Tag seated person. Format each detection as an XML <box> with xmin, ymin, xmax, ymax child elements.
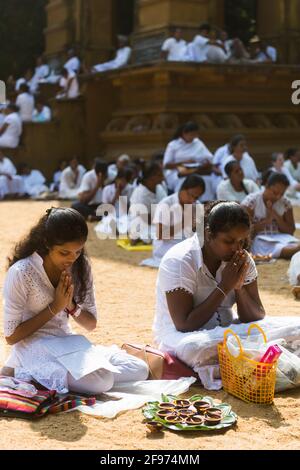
<box><xmin>161</xmin><ymin>28</ymin><xmax>187</xmax><ymax>62</ymax></box>
<box><xmin>32</xmin><ymin>100</ymin><xmax>52</xmax><ymax>123</ymax></box>
<box><xmin>163</xmin><ymin>121</ymin><xmax>214</xmax><ymax>201</ymax></box>
<box><xmin>2</xmin><ymin>207</ymin><xmax>149</xmax><ymax>393</ymax></box>
<box><xmin>226</xmin><ymin>38</ymin><xmax>252</xmax><ymax>65</ymax></box>
<box><xmin>129</xmin><ymin>162</ymin><xmax>164</xmax><ymax>244</ymax></box>
<box><xmin>221</xmin><ymin>135</ymin><xmax>260</xmax><ymax>183</ymax></box>
<box><xmin>0</xmin><ymin>103</ymin><xmax>22</xmax><ymax>149</ymax></box>
<box><xmin>17</xmin><ymin>162</ymin><xmax>48</xmax><ymax>198</ymax></box>
<box><xmin>92</xmin><ymin>36</ymin><xmax>131</xmax><ymax>73</ymax></box>
<box><xmin>242</xmin><ymin>173</ymin><xmax>300</xmax><ymax>259</ymax></box>
<box><xmin>102</xmin><ymin>167</ymin><xmax>134</xmax><ymax>216</ymax></box>
<box><xmin>72</xmin><ymin>159</ymin><xmax>108</xmax><ymax>221</ymax></box>
<box><xmin>270</xmin><ymin>152</ymin><xmax>300</xmax><ymax>198</ymax></box>
<box><xmin>217</xmin><ymin>160</ymin><xmax>259</xmax><ymax>203</ymax></box>
<box><xmin>284</xmin><ymin>148</ymin><xmax>300</xmax><ymax>183</ymax></box>
<box><xmin>205</xmin><ymin>28</ymin><xmax>228</xmax><ymax>64</ymax></box>
<box><xmin>50</xmin><ymin>160</ymin><xmax>67</xmax><ymax>192</ymax></box>
<box><xmin>107</xmin><ymin>154</ymin><xmax>131</xmax><ymax>183</ymax></box>
<box><xmin>288</xmin><ymin>252</ymin><xmax>300</xmax><ymax>299</ymax></box>
<box><xmin>153</xmin><ymin>202</ymin><xmax>265</xmax><ymax>380</ymax></box>
<box><xmin>152</xmin><ymin>175</ymin><xmax>205</xmax><ymax>262</ymax></box>
<box><xmin>64</xmin><ymin>48</ymin><xmax>81</xmax><ymax>74</ymax></box>
<box><xmin>56</xmin><ymin>68</ymin><xmax>79</xmax><ymax>100</ymax></box>
<box><xmin>59</xmin><ymin>157</ymin><xmax>86</xmax><ymax>200</ymax></box>
<box><xmin>249</xmin><ymin>36</ymin><xmax>277</xmax><ymax>63</ymax></box>
<box><xmin>29</xmin><ymin>56</ymin><xmax>50</xmax><ymax>94</ymax></box>
<box><xmin>16</xmin><ymin>83</ymin><xmax>35</xmax><ymax>122</ymax></box>
<box><xmin>0</xmin><ymin>150</ymin><xmax>25</xmax><ymax>199</ymax></box>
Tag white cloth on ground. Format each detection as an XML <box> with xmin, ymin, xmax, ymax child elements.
<box><xmin>73</xmin><ymin>377</ymin><xmax>197</xmax><ymax>419</ymax></box>
<box><xmin>21</xmin><ymin>169</ymin><xmax>48</xmax><ymax>197</ymax></box>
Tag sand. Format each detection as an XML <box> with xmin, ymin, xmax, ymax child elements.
<box><xmin>0</xmin><ymin>201</ymin><xmax>300</xmax><ymax>450</ymax></box>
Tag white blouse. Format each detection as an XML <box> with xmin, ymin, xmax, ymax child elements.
<box><xmin>153</xmin><ymin>234</ymin><xmax>257</xmax><ymax>341</ymax></box>
<box><xmin>3</xmin><ymin>252</ymin><xmax>97</xmax><ymax>392</ymax></box>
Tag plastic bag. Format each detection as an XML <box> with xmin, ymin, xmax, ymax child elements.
<box><xmin>226</xmin><ymin>336</ymin><xmax>300</xmax><ymax>392</ymax></box>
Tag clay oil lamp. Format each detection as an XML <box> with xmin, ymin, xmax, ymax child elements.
<box><xmin>146</xmin><ymin>421</ymin><xmax>164</xmax><ymax>433</ymax></box>
<box><xmin>185</xmin><ymin>415</ymin><xmax>204</xmax><ymax>426</ymax></box>
<box><xmin>204</xmin><ymin>415</ymin><xmax>222</xmax><ymax>426</ymax></box>
<box><xmin>156</xmin><ymin>409</ymin><xmax>175</xmax><ymax>419</ymax></box>
<box><xmin>165</xmin><ymin>414</ymin><xmax>184</xmax><ymax>424</ymax></box>
<box><xmin>193</xmin><ymin>400</ymin><xmax>211</xmax><ymax>414</ymax></box>
<box><xmin>173</xmin><ymin>399</ymin><xmax>191</xmax><ymax>409</ymax></box>
<box><xmin>177</xmin><ymin>408</ymin><xmax>195</xmax><ymax>419</ymax></box>
<box><xmin>205</xmin><ymin>408</ymin><xmax>223</xmax><ymax>420</ymax></box>
<box><xmin>158</xmin><ymin>402</ymin><xmax>176</xmax><ymax>411</ymax></box>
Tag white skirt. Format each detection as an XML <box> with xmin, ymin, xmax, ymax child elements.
<box><xmin>251</xmin><ymin>233</ymin><xmax>299</xmax><ymax>258</ymax></box>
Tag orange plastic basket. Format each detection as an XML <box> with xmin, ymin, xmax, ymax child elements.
<box><xmin>218</xmin><ymin>324</ymin><xmax>277</xmax><ymax>404</ymax></box>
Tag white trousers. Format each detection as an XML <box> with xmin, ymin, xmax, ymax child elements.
<box><xmin>67</xmin><ymin>349</ymin><xmax>149</xmax><ymax>395</ymax></box>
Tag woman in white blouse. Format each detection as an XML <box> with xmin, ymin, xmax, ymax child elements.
<box><xmin>242</xmin><ymin>172</ymin><xmax>300</xmax><ymax>259</ymax></box>
<box><xmin>2</xmin><ymin>208</ymin><xmax>148</xmax><ymax>394</ymax></box>
<box><xmin>217</xmin><ymin>160</ymin><xmax>260</xmax><ymax>203</ymax></box>
<box><xmin>153</xmin><ymin>202</ymin><xmax>266</xmax><ymax>386</ymax></box>
<box><xmin>221</xmin><ymin>135</ymin><xmax>260</xmax><ymax>182</ymax></box>
<box><xmin>284</xmin><ymin>148</ymin><xmax>300</xmax><ymax>183</ymax></box>
<box><xmin>163</xmin><ymin>122</ymin><xmax>214</xmax><ymax>200</ymax></box>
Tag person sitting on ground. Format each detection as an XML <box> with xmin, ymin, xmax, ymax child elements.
<box><xmin>107</xmin><ymin>154</ymin><xmax>131</xmax><ymax>183</ymax></box>
<box><xmin>152</xmin><ymin>174</ymin><xmax>206</xmax><ymax>262</ymax></box>
<box><xmin>217</xmin><ymin>160</ymin><xmax>260</xmax><ymax>203</ymax></box>
<box><xmin>91</xmin><ymin>36</ymin><xmax>132</xmax><ymax>73</ymax></box>
<box><xmin>249</xmin><ymin>36</ymin><xmax>277</xmax><ymax>63</ymax></box>
<box><xmin>1</xmin><ymin>207</ymin><xmax>149</xmax><ymax>393</ymax></box>
<box><xmin>56</xmin><ymin>67</ymin><xmax>80</xmax><ymax>100</ymax></box>
<box><xmin>59</xmin><ymin>157</ymin><xmax>86</xmax><ymax>200</ymax></box>
<box><xmin>284</xmin><ymin>148</ymin><xmax>300</xmax><ymax>183</ymax></box>
<box><xmin>288</xmin><ymin>252</ymin><xmax>300</xmax><ymax>300</ymax></box>
<box><xmin>50</xmin><ymin>160</ymin><xmax>68</xmax><ymax>192</ymax></box>
<box><xmin>242</xmin><ymin>172</ymin><xmax>300</xmax><ymax>260</ymax></box>
<box><xmin>14</xmin><ymin>68</ymin><xmax>34</xmax><ymax>92</ymax></box>
<box><xmin>17</xmin><ymin>162</ymin><xmax>49</xmax><ymax>198</ymax></box>
<box><xmin>0</xmin><ymin>150</ymin><xmax>25</xmax><ymax>199</ymax></box>
<box><xmin>32</xmin><ymin>100</ymin><xmax>52</xmax><ymax>123</ymax></box>
<box><xmin>102</xmin><ymin>167</ymin><xmax>134</xmax><ymax>216</ymax></box>
<box><xmin>72</xmin><ymin>159</ymin><xmax>108</xmax><ymax>221</ymax></box>
<box><xmin>163</xmin><ymin>121</ymin><xmax>214</xmax><ymax>201</ymax></box>
<box><xmin>270</xmin><ymin>152</ymin><xmax>300</xmax><ymax>198</ymax></box>
<box><xmin>129</xmin><ymin>162</ymin><xmax>164</xmax><ymax>244</ymax></box>
<box><xmin>161</xmin><ymin>27</ymin><xmax>187</xmax><ymax>62</ymax></box>
<box><xmin>153</xmin><ymin>202</ymin><xmax>265</xmax><ymax>382</ymax></box>
<box><xmin>0</xmin><ymin>103</ymin><xmax>22</xmax><ymax>149</ymax></box>
<box><xmin>15</xmin><ymin>83</ymin><xmax>35</xmax><ymax>122</ymax></box>
<box><xmin>221</xmin><ymin>134</ymin><xmax>260</xmax><ymax>183</ymax></box>
<box><xmin>63</xmin><ymin>48</ymin><xmax>81</xmax><ymax>74</ymax></box>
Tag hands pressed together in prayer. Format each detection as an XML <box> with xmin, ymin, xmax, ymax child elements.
<box><xmin>220</xmin><ymin>250</ymin><xmax>250</xmax><ymax>293</ymax></box>
<box><xmin>52</xmin><ymin>271</ymin><xmax>75</xmax><ymax>314</ymax></box>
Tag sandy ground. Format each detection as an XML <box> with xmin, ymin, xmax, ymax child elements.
<box><xmin>0</xmin><ymin>201</ymin><xmax>300</xmax><ymax>450</ymax></box>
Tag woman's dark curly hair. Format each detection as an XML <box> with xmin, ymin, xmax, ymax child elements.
<box><xmin>8</xmin><ymin>207</ymin><xmax>90</xmax><ymax>304</ymax></box>
<box><xmin>204</xmin><ymin>201</ymin><xmax>251</xmax><ymax>249</ymax></box>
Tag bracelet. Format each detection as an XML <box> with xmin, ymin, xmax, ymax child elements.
<box><xmin>65</xmin><ymin>303</ymin><xmax>78</xmax><ymax>316</ymax></box>
<box><xmin>48</xmin><ymin>304</ymin><xmax>57</xmax><ymax>317</ymax></box>
<box><xmin>216</xmin><ymin>285</ymin><xmax>227</xmax><ymax>298</ymax></box>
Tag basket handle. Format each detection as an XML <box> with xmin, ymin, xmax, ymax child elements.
<box><xmin>247</xmin><ymin>324</ymin><xmax>267</xmax><ymax>343</ymax></box>
<box><xmin>223</xmin><ymin>329</ymin><xmax>244</xmax><ymax>359</ymax></box>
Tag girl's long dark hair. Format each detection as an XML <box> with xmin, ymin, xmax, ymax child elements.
<box><xmin>171</xmin><ymin>121</ymin><xmax>199</xmax><ymax>141</ymax></box>
<box><xmin>8</xmin><ymin>207</ymin><xmax>90</xmax><ymax>304</ymax></box>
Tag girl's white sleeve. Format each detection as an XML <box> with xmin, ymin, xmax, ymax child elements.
<box><xmin>3</xmin><ymin>267</ymin><xmax>28</xmax><ymax>337</ymax></box>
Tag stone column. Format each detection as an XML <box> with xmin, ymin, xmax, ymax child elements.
<box><xmin>133</xmin><ymin>0</ymin><xmax>224</xmax><ymax>63</ymax></box>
